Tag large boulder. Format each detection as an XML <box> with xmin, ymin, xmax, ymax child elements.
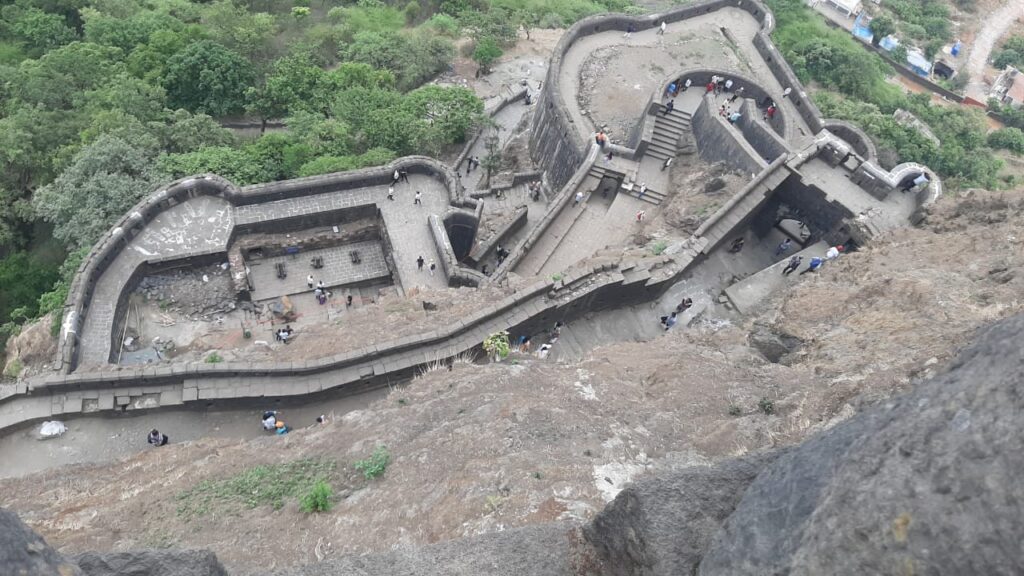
<box><xmin>698</xmin><ymin>313</ymin><xmax>1024</xmax><ymax>575</ymax></box>
<box><xmin>584</xmin><ymin>453</ymin><xmax>779</xmax><ymax>576</ymax></box>
<box><xmin>73</xmin><ymin>550</ymin><xmax>228</xmax><ymax>576</ymax></box>
<box><xmin>0</xmin><ymin>507</ymin><xmax>81</xmax><ymax>576</ymax></box>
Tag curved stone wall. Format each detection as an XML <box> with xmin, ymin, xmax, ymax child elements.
<box><xmin>58</xmin><ymin>157</ymin><xmax>468</xmax><ymax>374</ymax></box>
<box><xmin>822</xmin><ymin>119</ymin><xmax>877</xmax><ymax>162</ymax></box>
<box><xmin>657</xmin><ymin>69</ymin><xmax>788</xmax><ymax>140</ymax></box>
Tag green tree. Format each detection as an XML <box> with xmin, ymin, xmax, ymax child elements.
<box><xmin>0</xmin><ymin>252</ymin><xmax>60</xmax><ymax>328</ymax></box>
<box><xmin>156</xmin><ymin>109</ymin><xmax>237</xmax><ymax>154</ymax></box>
<box><xmin>200</xmin><ymin>0</ymin><xmax>277</xmax><ymax>64</ymax></box>
<box><xmin>158</xmin><ymin>146</ymin><xmax>265</xmax><ymax>185</ymax></box>
<box><xmin>126</xmin><ymin>27</ymin><xmax>205</xmax><ymax>83</ymax></box>
<box><xmin>33</xmin><ymin>132</ymin><xmax>165</xmax><ymax>249</ymax></box>
<box><xmin>162</xmin><ymin>40</ymin><xmax>256</xmax><ymax>116</ymax></box>
<box><xmin>988</xmin><ymin>127</ymin><xmax>1024</xmax><ymax>154</ymax></box>
<box><xmin>472</xmin><ymin>36</ymin><xmax>502</xmax><ymax>74</ymax></box>
<box><xmin>401</xmin><ymin>85</ymin><xmax>483</xmax><ymax>143</ymax></box>
<box><xmin>246</xmin><ymin>51</ymin><xmax>331</xmax><ymax>128</ymax></box>
<box><xmin>12</xmin><ymin>42</ymin><xmax>124</xmax><ymax>110</ymax></box>
<box><xmin>2</xmin><ymin>6</ymin><xmax>77</xmax><ymax>55</ymax></box>
<box><xmin>297</xmin><ymin>147</ymin><xmax>395</xmax><ymax>177</ymax></box>
<box><xmin>868</xmin><ymin>14</ymin><xmax>895</xmax><ymax>46</ymax></box>
<box><xmin>342</xmin><ymin>31</ymin><xmax>453</xmax><ymax>91</ymax></box>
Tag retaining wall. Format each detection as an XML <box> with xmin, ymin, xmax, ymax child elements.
<box><xmin>737</xmin><ymin>99</ymin><xmax>790</xmax><ymax>162</ymax></box>
<box><xmin>692</xmin><ymin>94</ymin><xmax>768</xmax><ymax>175</ymax></box>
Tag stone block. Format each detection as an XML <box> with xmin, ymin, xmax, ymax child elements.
<box><xmin>160</xmin><ymin>388</ymin><xmax>184</xmax><ymax>406</ymax></box>
<box><xmin>197</xmin><ymin>388</ymin><xmax>217</xmax><ymax>400</ymax></box>
<box><xmin>98</xmin><ymin>395</ymin><xmax>115</xmax><ymax>410</ymax></box>
<box><xmin>115</xmin><ymin>396</ymin><xmax>130</xmax><ymax>406</ymax></box>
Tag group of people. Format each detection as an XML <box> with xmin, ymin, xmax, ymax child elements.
<box><xmin>275</xmin><ymin>325</ymin><xmax>295</xmax><ymax>343</ymax></box>
<box><xmin>719</xmin><ymin>103</ymin><xmax>743</xmax><ymax>125</ymax></box>
<box><xmin>306</xmin><ymin>276</ymin><xmax>331</xmax><ymax>305</ymax></box>
<box><xmin>660</xmin><ymin>297</ymin><xmax>693</xmax><ymax>331</ymax></box>
<box><xmin>528</xmin><ymin>180</ymin><xmax>543</xmax><ymax>201</ymax></box>
<box><xmin>416</xmin><ymin>255</ymin><xmax>438</xmax><ymax>276</ymax></box>
<box><xmin>706</xmin><ymin>75</ymin><xmax>734</xmax><ymax>96</ymax></box>
<box><xmin>780</xmin><ymin>244</ymin><xmax>844</xmax><ymax>276</ymax></box>
<box><xmin>464</xmin><ymin>156</ymin><xmax>481</xmax><ymax>174</ymax></box>
<box><xmin>391</xmin><ymin>169</ymin><xmax>410</xmax><ymax>186</ymax></box>
<box><xmin>665</xmin><ymin>77</ymin><xmax>692</xmax><ymax>98</ymax></box>
<box><xmin>262</xmin><ymin>411</ymin><xmax>290</xmax><ymax>435</ymax></box>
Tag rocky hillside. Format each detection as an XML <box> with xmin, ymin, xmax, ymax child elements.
<box><xmin>1</xmin><ymin>189</ymin><xmax>1022</xmax><ymax>575</ymax></box>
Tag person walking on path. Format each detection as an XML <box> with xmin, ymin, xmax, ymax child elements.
<box><xmin>658</xmin><ymin>21</ymin><xmax>666</xmax><ymax>35</ymax></box>
<box><xmin>675</xmin><ymin>297</ymin><xmax>693</xmax><ymax>314</ymax></box>
<box><xmin>604</xmin><ymin>151</ymin><xmax>614</xmax><ymax>163</ymax></box>
<box><xmin>782</xmin><ymin>87</ymin><xmax>792</xmax><ymax>98</ymax></box>
<box><xmin>662</xmin><ymin>157</ymin><xmax>674</xmax><ymax>171</ymax></box>
<box><xmin>624</xmin><ymin>23</ymin><xmax>634</xmax><ymax>38</ymax></box>
<box><xmin>387</xmin><ymin>186</ymin><xmax>394</xmax><ymax>201</ymax></box>
<box><xmin>417</xmin><ymin>255</ymin><xmax>424</xmax><ymax>271</ymax></box>
<box><xmin>826</xmin><ymin>245</ymin><xmax>844</xmax><ymax>260</ymax></box>
<box><xmin>392</xmin><ymin>169</ymin><xmax>400</xmax><ymax>185</ymax></box>
<box><xmin>799</xmin><ymin>256</ymin><xmax>824</xmax><ymax>275</ymax></box>
<box><xmin>637</xmin><ymin>182</ymin><xmax>647</xmax><ymax>198</ymax></box>
<box><xmin>574</xmin><ymin>191</ymin><xmax>584</xmax><ymax>206</ymax></box>
<box><xmin>724</xmin><ymin>78</ymin><xmax>733</xmax><ymax>91</ymax></box>
<box><xmin>661</xmin><ymin>312</ymin><xmax>678</xmax><ymax>330</ymax></box>
<box><xmin>706</xmin><ymin>80</ymin><xmax>715</xmax><ymax>93</ymax></box>
<box><xmin>399</xmin><ymin>169</ymin><xmax>409</xmax><ymax>183</ymax></box>
<box><xmin>306</xmin><ymin>274</ymin><xmax>314</xmax><ymax>289</ymax></box>
<box><xmin>148</xmin><ymin>429</ymin><xmax>168</xmax><ymax>447</ymax></box>
<box><xmin>636</xmin><ymin>210</ymin><xmax>646</xmax><ymax>222</ymax></box>
<box><xmin>663</xmin><ymin>99</ymin><xmax>674</xmax><ymax>115</ymax></box>
<box><xmin>414</xmin><ymin>190</ymin><xmax>422</xmax><ymax>205</ymax></box>
<box><xmin>683</xmin><ymin>78</ymin><xmax>692</xmax><ymax>91</ymax></box>
<box><xmin>428</xmin><ymin>259</ymin><xmax>436</xmax><ymax>276</ymax></box>
<box><xmin>782</xmin><ymin>255</ymin><xmax>802</xmax><ymax>275</ymax></box>
<box><xmin>775</xmin><ymin>238</ymin><xmax>793</xmax><ymax>257</ymax></box>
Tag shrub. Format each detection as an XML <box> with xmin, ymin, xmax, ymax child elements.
<box><xmin>428</xmin><ymin>14</ymin><xmax>459</xmax><ymax>36</ymax></box>
<box><xmin>472</xmin><ymin>36</ymin><xmax>503</xmax><ymax>72</ymax></box>
<box><xmin>538</xmin><ymin>12</ymin><xmax>564</xmax><ymax>28</ymax></box>
<box><xmin>299</xmin><ymin>480</ymin><xmax>333</xmax><ymax>513</ymax></box>
<box><xmin>728</xmin><ymin>404</ymin><xmax>742</xmax><ymax>416</ymax></box>
<box><xmin>651</xmin><ymin>240</ymin><xmax>668</xmax><ymax>255</ymax></box>
<box><xmin>482</xmin><ymin>330</ymin><xmax>511</xmax><ymax>359</ymax></box>
<box><xmin>988</xmin><ymin>127</ymin><xmax>1024</xmax><ymax>154</ymax></box>
<box><xmin>205</xmin><ymin>351</ymin><xmax>223</xmax><ymax>363</ymax></box>
<box><xmin>354</xmin><ymin>446</ymin><xmax>390</xmax><ymax>479</ymax></box>
<box><xmin>758</xmin><ymin>397</ymin><xmax>775</xmax><ymax>415</ymax></box>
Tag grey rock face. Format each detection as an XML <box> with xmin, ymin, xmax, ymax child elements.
<box><xmin>0</xmin><ymin>507</ymin><xmax>81</xmax><ymax>576</ymax></box>
<box><xmin>699</xmin><ymin>313</ymin><xmax>1024</xmax><ymax>575</ymax></box>
<box><xmin>747</xmin><ymin>323</ymin><xmax>803</xmax><ymax>364</ymax></box>
<box><xmin>584</xmin><ymin>453</ymin><xmax>779</xmax><ymax>576</ymax></box>
<box><xmin>73</xmin><ymin>550</ymin><xmax>229</xmax><ymax>576</ymax></box>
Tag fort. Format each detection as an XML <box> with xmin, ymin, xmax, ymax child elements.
<box><xmin>0</xmin><ymin>0</ymin><xmax>939</xmax><ymax>434</ymax></box>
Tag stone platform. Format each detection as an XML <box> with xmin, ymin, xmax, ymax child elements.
<box><xmin>247</xmin><ymin>241</ymin><xmax>390</xmax><ymax>301</ymax></box>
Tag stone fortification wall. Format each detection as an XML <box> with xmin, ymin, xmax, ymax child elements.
<box><xmin>658</xmin><ymin>69</ymin><xmax>787</xmax><ymax>139</ymax></box>
<box><xmin>822</xmin><ymin>119</ymin><xmax>876</xmax><ymax>161</ymax></box>
<box><xmin>691</xmin><ymin>94</ymin><xmax>768</xmax><ymax>175</ymax></box>
<box><xmin>58</xmin><ymin>157</ymin><xmax>465</xmax><ymax>374</ymax></box>
<box><xmin>737</xmin><ymin>99</ymin><xmax>790</xmax><ymax>162</ymax></box>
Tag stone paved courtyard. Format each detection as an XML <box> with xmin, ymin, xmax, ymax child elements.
<box><xmin>247</xmin><ymin>241</ymin><xmax>390</xmax><ymax>301</ymax></box>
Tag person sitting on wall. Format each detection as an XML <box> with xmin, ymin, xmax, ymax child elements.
<box><xmin>262</xmin><ymin>411</ymin><xmax>278</xmax><ymax>431</ymax></box>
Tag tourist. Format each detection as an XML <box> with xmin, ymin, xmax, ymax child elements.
<box><xmin>147</xmin><ymin>429</ymin><xmax>168</xmax><ymax>447</ymax></box>
<box><xmin>728</xmin><ymin>111</ymin><xmax>742</xmax><ymax>124</ymax></box>
<box><xmin>662</xmin><ymin>157</ymin><xmax>674</xmax><ymax>171</ymax></box>
<box><xmin>605</xmin><ymin>151</ymin><xmax>614</xmax><ymax>163</ymax></box>
<box><xmin>782</xmin><ymin>87</ymin><xmax>792</xmax><ymax>98</ymax></box>
<box><xmin>624</xmin><ymin>23</ymin><xmax>634</xmax><ymax>38</ymax></box>
<box><xmin>317</xmin><ymin>280</ymin><xmax>325</xmax><ymax>291</ymax></box>
<box><xmin>675</xmin><ymin>297</ymin><xmax>693</xmax><ymax>313</ymax></box>
<box><xmin>262</xmin><ymin>411</ymin><xmax>278</xmax><ymax>431</ymax></box>
<box><xmin>316</xmin><ymin>415</ymin><xmax>327</xmax><ymax>424</ymax></box>
<box><xmin>317</xmin><ymin>291</ymin><xmax>327</xmax><ymax>305</ymax></box>
<box><xmin>683</xmin><ymin>78</ymin><xmax>692</xmax><ymax>91</ymax></box>
<box><xmin>306</xmin><ymin>274</ymin><xmax>314</xmax><ymax>289</ymax></box>
<box><xmin>275</xmin><ymin>420</ymin><xmax>289</xmax><ymax>435</ymax></box>
<box><xmin>537</xmin><ymin>342</ymin><xmax>553</xmax><ymax>359</ymax></box>
<box><xmin>766</xmin><ymin>105</ymin><xmax>777</xmax><ymax>120</ymax></box>
<box><xmin>417</xmin><ymin>255</ymin><xmax>424</xmax><ymax>271</ymax></box>
<box><xmin>637</xmin><ymin>182</ymin><xmax>647</xmax><ymax>198</ymax></box>
<box><xmin>662</xmin><ymin>312</ymin><xmax>678</xmax><ymax>330</ymax></box>
<box><xmin>731</xmin><ymin>86</ymin><xmax>745</xmax><ymax>102</ymax></box>
<box><xmin>724</xmin><ymin>78</ymin><xmax>733</xmax><ymax>91</ymax></box>
<box><xmin>346</xmin><ymin>295</ymin><xmax>353</xmax><ymax>307</ymax></box>
<box><xmin>414</xmin><ymin>190</ymin><xmax>422</xmax><ymax>205</ymax></box>
<box><xmin>658</xmin><ymin>21</ymin><xmax>666</xmax><ymax>35</ymax></box>
<box><xmin>399</xmin><ymin>169</ymin><xmax>410</xmax><ymax>183</ymax></box>
<box><xmin>574</xmin><ymin>191</ymin><xmax>584</xmax><ymax>206</ymax></box>
<box><xmin>826</xmin><ymin>245</ymin><xmax>844</xmax><ymax>260</ymax></box>
<box><xmin>387</xmin><ymin>186</ymin><xmax>394</xmax><ymax>201</ymax></box>
<box><xmin>715</xmin><ymin>77</ymin><xmax>726</xmax><ymax>94</ymax></box>
<box><xmin>799</xmin><ymin>256</ymin><xmax>824</xmax><ymax>275</ymax></box>
<box><xmin>429</xmin><ymin>259</ymin><xmax>436</xmax><ymax>276</ymax></box>
<box><xmin>392</xmin><ymin>169</ymin><xmax>400</xmax><ymax>185</ymax></box>
<box><xmin>775</xmin><ymin>238</ymin><xmax>793</xmax><ymax>257</ymax></box>
<box><xmin>663</xmin><ymin>99</ymin><xmax>675</xmax><ymax>115</ymax></box>
<box><xmin>636</xmin><ymin>210</ymin><xmax>646</xmax><ymax>222</ymax></box>
<box><xmin>719</xmin><ymin>104</ymin><xmax>728</xmax><ymax>117</ymax></box>
<box><xmin>728</xmin><ymin>236</ymin><xmax>745</xmax><ymax>253</ymax></box>
<box><xmin>782</xmin><ymin>255</ymin><xmax>802</xmax><ymax>276</ymax></box>
<box><xmin>481</xmin><ymin>264</ymin><xmax>489</xmax><ymax>275</ymax></box>
<box><xmin>667</xmin><ymin>81</ymin><xmax>677</xmax><ymax>97</ymax></box>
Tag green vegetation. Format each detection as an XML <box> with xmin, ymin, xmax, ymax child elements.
<box><xmin>651</xmin><ymin>240</ymin><xmax>668</xmax><ymax>255</ymax></box>
<box><xmin>987</xmin><ymin>127</ymin><xmax>1024</xmax><ymax>154</ymax></box>
<box><xmin>176</xmin><ymin>458</ymin><xmax>336</xmax><ymax>518</ymax></box>
<box><xmin>299</xmin><ymin>480</ymin><xmax>334</xmax><ymax>513</ymax></box>
<box><xmin>993</xmin><ymin>36</ymin><xmax>1024</xmax><ymax>71</ymax></box>
<box><xmin>204</xmin><ymin>351</ymin><xmax>223</xmax><ymax>363</ymax></box>
<box><xmin>768</xmin><ymin>0</ymin><xmax>1001</xmax><ymax>190</ymax></box>
<box><xmin>483</xmin><ymin>330</ymin><xmax>511</xmax><ymax>359</ymax></box>
<box><xmin>354</xmin><ymin>445</ymin><xmax>391</xmax><ymax>479</ymax></box>
<box><xmin>1</xmin><ymin>0</ymin><xmax>588</xmax><ymax>350</ymax></box>
<box><xmin>728</xmin><ymin>404</ymin><xmax>742</xmax><ymax>416</ymax></box>
<box><xmin>879</xmin><ymin>0</ymin><xmax>952</xmax><ymax>47</ymax></box>
<box><xmin>758</xmin><ymin>397</ymin><xmax>775</xmax><ymax>415</ymax></box>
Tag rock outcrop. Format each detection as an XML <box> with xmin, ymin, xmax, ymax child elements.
<box><xmin>73</xmin><ymin>550</ymin><xmax>229</xmax><ymax>576</ymax></box>
<box><xmin>0</xmin><ymin>507</ymin><xmax>81</xmax><ymax>576</ymax></box>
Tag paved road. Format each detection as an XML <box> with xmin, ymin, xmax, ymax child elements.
<box><xmin>965</xmin><ymin>0</ymin><xmax>1024</xmax><ymax>102</ymax></box>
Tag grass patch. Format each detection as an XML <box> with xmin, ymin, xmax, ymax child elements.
<box><xmin>204</xmin><ymin>351</ymin><xmax>223</xmax><ymax>363</ymax></box>
<box><xmin>354</xmin><ymin>446</ymin><xmax>390</xmax><ymax>479</ymax></box>
<box><xmin>3</xmin><ymin>357</ymin><xmax>23</xmax><ymax>379</ymax></box>
<box><xmin>300</xmin><ymin>480</ymin><xmax>333</xmax><ymax>513</ymax></box>
<box><xmin>176</xmin><ymin>458</ymin><xmax>336</xmax><ymax>519</ymax></box>
<box><xmin>651</xmin><ymin>240</ymin><xmax>668</xmax><ymax>255</ymax></box>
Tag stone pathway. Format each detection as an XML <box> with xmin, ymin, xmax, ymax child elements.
<box><xmin>247</xmin><ymin>241</ymin><xmax>389</xmax><ymax>301</ymax></box>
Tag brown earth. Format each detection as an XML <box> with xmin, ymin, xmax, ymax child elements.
<box><xmin>3</xmin><ymin>189</ymin><xmax>1022</xmax><ymax>574</ymax></box>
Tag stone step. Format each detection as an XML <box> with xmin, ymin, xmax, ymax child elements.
<box><xmin>656</xmin><ymin>117</ymin><xmax>691</xmax><ymax>132</ymax></box>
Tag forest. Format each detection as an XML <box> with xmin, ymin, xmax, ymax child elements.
<box><xmin>0</xmin><ymin>0</ymin><xmax>630</xmax><ymax>354</ymax></box>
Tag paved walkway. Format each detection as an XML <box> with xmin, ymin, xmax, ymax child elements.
<box><xmin>460</xmin><ymin>89</ymin><xmax>537</xmax><ymax>190</ymax></box>
<box><xmin>248</xmin><ymin>241</ymin><xmax>389</xmax><ymax>301</ymax></box>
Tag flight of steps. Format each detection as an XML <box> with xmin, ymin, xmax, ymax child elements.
<box><xmin>647</xmin><ymin>107</ymin><xmax>692</xmax><ymax>163</ymax></box>
<box><xmin>587</xmin><ymin>165</ymin><xmax>667</xmax><ymax>206</ymax></box>
<box><xmin>545</xmin><ymin>306</ymin><xmax>665</xmax><ymax>362</ymax></box>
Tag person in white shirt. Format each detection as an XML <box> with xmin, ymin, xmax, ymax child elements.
<box><xmin>826</xmin><ymin>245</ymin><xmax>844</xmax><ymax>260</ymax></box>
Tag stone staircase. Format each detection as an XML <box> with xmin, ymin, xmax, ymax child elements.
<box><xmin>647</xmin><ymin>107</ymin><xmax>692</xmax><ymax>163</ymax></box>
<box><xmin>587</xmin><ymin>165</ymin><xmax>667</xmax><ymax>206</ymax></box>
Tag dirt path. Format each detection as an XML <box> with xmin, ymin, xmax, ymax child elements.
<box><xmin>965</xmin><ymin>0</ymin><xmax>1024</xmax><ymax>101</ymax></box>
